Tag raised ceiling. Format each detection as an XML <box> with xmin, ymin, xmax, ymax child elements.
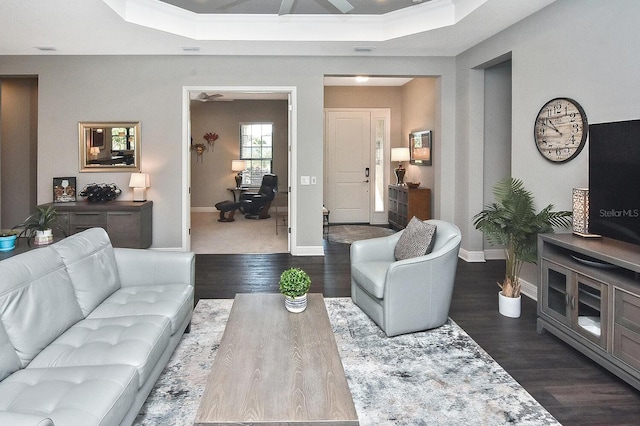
<box><xmin>0</xmin><ymin>0</ymin><xmax>556</xmax><ymax>56</ymax></box>
<box><xmin>158</xmin><ymin>0</ymin><xmax>423</xmax><ymax>15</ymax></box>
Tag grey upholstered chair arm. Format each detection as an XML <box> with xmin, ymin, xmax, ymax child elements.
<box><xmin>350</xmin><ymin>231</ymin><xmax>404</xmax><ymax>263</ymax></box>
<box><xmin>0</xmin><ymin>412</ymin><xmax>54</xmax><ymax>426</ymax></box>
<box><xmin>114</xmin><ymin>248</ymin><xmax>195</xmax><ymax>288</ymax></box>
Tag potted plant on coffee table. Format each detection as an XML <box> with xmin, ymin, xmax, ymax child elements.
<box><xmin>473</xmin><ymin>177</ymin><xmax>572</xmax><ymax>318</ymax></box>
<box><xmin>14</xmin><ymin>205</ymin><xmax>66</xmax><ymax>246</ymax></box>
<box><xmin>279</xmin><ymin>267</ymin><xmax>311</xmax><ymax>313</ymax></box>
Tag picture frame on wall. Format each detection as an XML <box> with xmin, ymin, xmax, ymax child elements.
<box><xmin>410</xmin><ymin>130</ymin><xmax>432</xmax><ymax>166</ymax></box>
<box><xmin>53</xmin><ymin>177</ymin><xmax>77</xmax><ymax>203</ymax></box>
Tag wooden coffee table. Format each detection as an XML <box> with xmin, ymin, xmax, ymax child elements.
<box><xmin>194</xmin><ymin>293</ymin><xmax>359</xmax><ymax>425</ymax></box>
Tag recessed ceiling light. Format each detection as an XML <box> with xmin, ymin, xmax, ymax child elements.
<box><xmin>35</xmin><ymin>46</ymin><xmax>56</xmax><ymax>51</ymax></box>
<box><xmin>355</xmin><ymin>76</ymin><xmax>369</xmax><ymax>83</ymax></box>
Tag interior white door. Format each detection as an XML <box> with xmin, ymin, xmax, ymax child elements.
<box><xmin>325</xmin><ymin>110</ymin><xmax>371</xmax><ymax>223</ymax></box>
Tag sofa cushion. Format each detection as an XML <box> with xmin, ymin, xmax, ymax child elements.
<box><xmin>29</xmin><ymin>315</ymin><xmax>171</xmax><ymax>388</ymax></box>
<box><xmin>0</xmin><ymin>247</ymin><xmax>84</xmax><ymax>367</ymax></box>
<box><xmin>52</xmin><ymin>228</ymin><xmax>122</xmax><ymax>317</ymax></box>
<box><xmin>0</xmin><ymin>322</ymin><xmax>21</xmax><ymax>382</ymax></box>
<box><xmin>394</xmin><ymin>217</ymin><xmax>437</xmax><ymax>261</ymax></box>
<box><xmin>0</xmin><ymin>365</ymin><xmax>138</xmax><ymax>426</ymax></box>
<box><xmin>351</xmin><ymin>261</ymin><xmax>390</xmax><ymax>299</ymax></box>
<box><xmin>88</xmin><ymin>284</ymin><xmax>194</xmax><ymax>335</ymax></box>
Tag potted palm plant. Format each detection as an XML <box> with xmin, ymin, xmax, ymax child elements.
<box><xmin>14</xmin><ymin>205</ymin><xmax>66</xmax><ymax>246</ymax></box>
<box><xmin>473</xmin><ymin>177</ymin><xmax>572</xmax><ymax>318</ymax></box>
<box><xmin>279</xmin><ymin>267</ymin><xmax>311</xmax><ymax>313</ymax></box>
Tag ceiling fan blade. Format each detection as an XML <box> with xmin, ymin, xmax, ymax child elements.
<box><xmin>327</xmin><ymin>0</ymin><xmax>354</xmax><ymax>14</ymax></box>
<box><xmin>279</xmin><ymin>0</ymin><xmax>295</xmax><ymax>15</ymax></box>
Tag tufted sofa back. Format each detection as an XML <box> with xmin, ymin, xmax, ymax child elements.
<box><xmin>52</xmin><ymin>228</ymin><xmax>121</xmax><ymax>316</ymax></box>
<box><xmin>0</xmin><ymin>228</ymin><xmax>123</xmax><ymax>380</ymax></box>
<box><xmin>0</xmin><ymin>246</ymin><xmax>84</xmax><ymax>374</ymax></box>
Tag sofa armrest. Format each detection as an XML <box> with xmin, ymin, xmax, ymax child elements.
<box><xmin>350</xmin><ymin>231</ymin><xmax>403</xmax><ymax>263</ymax></box>
<box><xmin>0</xmin><ymin>412</ymin><xmax>54</xmax><ymax>426</ymax></box>
<box><xmin>114</xmin><ymin>248</ymin><xmax>195</xmax><ymax>288</ymax></box>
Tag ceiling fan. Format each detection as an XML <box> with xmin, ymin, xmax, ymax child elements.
<box><xmin>278</xmin><ymin>0</ymin><xmax>354</xmax><ymax>15</ymax></box>
<box><xmin>196</xmin><ymin>92</ymin><xmax>232</xmax><ymax>102</ymax></box>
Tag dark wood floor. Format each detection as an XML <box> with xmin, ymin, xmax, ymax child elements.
<box><xmin>195</xmin><ymin>240</ymin><xmax>640</xmax><ymax>425</ymax></box>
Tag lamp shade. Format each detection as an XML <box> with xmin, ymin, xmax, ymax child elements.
<box><xmin>89</xmin><ymin>147</ymin><xmax>100</xmax><ymax>155</ymax></box>
<box><xmin>231</xmin><ymin>160</ymin><xmax>246</xmax><ymax>172</ymax></box>
<box><xmin>129</xmin><ymin>173</ymin><xmax>149</xmax><ymax>202</ymax></box>
<box><xmin>391</xmin><ymin>147</ymin><xmax>410</xmax><ymax>162</ymax></box>
<box><xmin>129</xmin><ymin>173</ymin><xmax>149</xmax><ymax>188</ymax></box>
<box><xmin>572</xmin><ymin>188</ymin><xmax>590</xmax><ymax>236</ymax></box>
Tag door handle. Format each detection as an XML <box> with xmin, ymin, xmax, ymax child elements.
<box><xmin>365</xmin><ymin>167</ymin><xmax>370</xmax><ymax>177</ymax></box>
<box><xmin>363</xmin><ymin>180</ymin><xmax>369</xmax><ymax>183</ymax></box>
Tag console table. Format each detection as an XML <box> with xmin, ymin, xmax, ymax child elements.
<box><xmin>40</xmin><ymin>201</ymin><xmax>152</xmax><ymax>248</ymax></box>
<box><xmin>537</xmin><ymin>233</ymin><xmax>640</xmax><ymax>390</ymax></box>
<box><xmin>388</xmin><ymin>185</ymin><xmax>431</xmax><ymax>230</ymax></box>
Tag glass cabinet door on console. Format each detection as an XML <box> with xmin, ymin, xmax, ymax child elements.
<box><xmin>574</xmin><ymin>275</ymin><xmax>608</xmax><ymax>349</ymax></box>
<box><xmin>541</xmin><ymin>261</ymin><xmax>571</xmax><ymax>325</ymax></box>
<box><xmin>540</xmin><ymin>259</ymin><xmax>608</xmax><ymax>350</ymax></box>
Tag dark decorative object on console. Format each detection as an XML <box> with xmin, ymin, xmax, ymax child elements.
<box><xmin>79</xmin><ymin>183</ymin><xmax>122</xmax><ymax>203</ymax></box>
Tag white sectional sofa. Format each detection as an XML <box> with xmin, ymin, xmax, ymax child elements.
<box><xmin>0</xmin><ymin>228</ymin><xmax>194</xmax><ymax>426</ymax></box>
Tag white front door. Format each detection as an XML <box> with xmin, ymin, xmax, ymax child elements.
<box><xmin>325</xmin><ymin>110</ymin><xmax>371</xmax><ymax>223</ymax></box>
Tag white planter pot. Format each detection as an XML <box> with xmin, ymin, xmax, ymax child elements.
<box><xmin>498</xmin><ymin>291</ymin><xmax>521</xmax><ymax>318</ymax></box>
<box><xmin>284</xmin><ymin>294</ymin><xmax>307</xmax><ymax>313</ymax></box>
<box><xmin>34</xmin><ymin>229</ymin><xmax>53</xmax><ymax>246</ymax></box>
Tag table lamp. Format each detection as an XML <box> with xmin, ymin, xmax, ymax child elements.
<box><xmin>391</xmin><ymin>147</ymin><xmax>410</xmax><ymax>185</ymax></box>
<box><xmin>129</xmin><ymin>172</ymin><xmax>149</xmax><ymax>202</ymax></box>
<box><xmin>572</xmin><ymin>187</ymin><xmax>599</xmax><ymax>237</ymax></box>
<box><xmin>231</xmin><ymin>160</ymin><xmax>246</xmax><ymax>188</ymax></box>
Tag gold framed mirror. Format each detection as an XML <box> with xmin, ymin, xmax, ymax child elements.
<box><xmin>79</xmin><ymin>121</ymin><xmax>141</xmax><ymax>172</ymax></box>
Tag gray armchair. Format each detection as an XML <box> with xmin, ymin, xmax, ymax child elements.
<box><xmin>350</xmin><ymin>219</ymin><xmax>462</xmax><ymax>337</ymax></box>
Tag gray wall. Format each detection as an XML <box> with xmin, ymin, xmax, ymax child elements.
<box><xmin>455</xmin><ymin>0</ymin><xmax>640</xmax><ymax>279</ymax></box>
<box><xmin>0</xmin><ymin>78</ymin><xmax>37</xmax><ymax>229</ymax></box>
<box><xmin>1</xmin><ymin>0</ymin><xmax>635</xmax><ymax>257</ymax></box>
<box><xmin>0</xmin><ymin>55</ymin><xmax>457</xmax><ymax>250</ymax></box>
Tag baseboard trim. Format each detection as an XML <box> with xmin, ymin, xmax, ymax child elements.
<box><xmin>484</xmin><ymin>249</ymin><xmax>505</xmax><ymax>260</ymax></box>
<box><xmin>520</xmin><ymin>278</ymin><xmax>537</xmax><ymax>301</ymax></box>
<box><xmin>459</xmin><ymin>249</ymin><xmax>485</xmax><ymax>263</ymax></box>
<box><xmin>192</xmin><ymin>207</ymin><xmax>216</xmax><ymax>213</ymax></box>
<box><xmin>292</xmin><ymin>245</ymin><xmax>324</xmax><ymax>256</ymax></box>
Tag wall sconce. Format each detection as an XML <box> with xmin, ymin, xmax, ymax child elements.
<box><xmin>129</xmin><ymin>172</ymin><xmax>150</xmax><ymax>202</ymax></box>
<box><xmin>391</xmin><ymin>147</ymin><xmax>410</xmax><ymax>186</ymax></box>
<box><xmin>231</xmin><ymin>160</ymin><xmax>246</xmax><ymax>188</ymax></box>
<box><xmin>572</xmin><ymin>188</ymin><xmax>599</xmax><ymax>237</ymax></box>
<box><xmin>89</xmin><ymin>147</ymin><xmax>100</xmax><ymax>159</ymax></box>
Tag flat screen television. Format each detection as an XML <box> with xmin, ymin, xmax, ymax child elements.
<box><xmin>589</xmin><ymin>119</ymin><xmax>640</xmax><ymax>245</ymax></box>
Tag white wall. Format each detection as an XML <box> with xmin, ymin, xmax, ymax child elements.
<box><xmin>0</xmin><ymin>55</ymin><xmax>457</xmax><ymax>250</ymax></box>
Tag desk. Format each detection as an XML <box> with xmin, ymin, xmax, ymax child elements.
<box><xmin>226</xmin><ymin>187</ymin><xmax>254</xmax><ymax>202</ymax></box>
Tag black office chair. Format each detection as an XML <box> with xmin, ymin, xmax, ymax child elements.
<box><xmin>240</xmin><ymin>174</ymin><xmax>278</xmax><ymax>219</ymax></box>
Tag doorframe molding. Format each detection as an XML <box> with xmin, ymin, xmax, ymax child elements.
<box><xmin>181</xmin><ymin>86</ymin><xmax>297</xmax><ymax>252</ymax></box>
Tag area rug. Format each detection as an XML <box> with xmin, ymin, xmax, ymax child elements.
<box><xmin>134</xmin><ymin>298</ymin><xmax>559</xmax><ymax>426</ymax></box>
<box><xmin>327</xmin><ymin>225</ymin><xmax>396</xmax><ymax>244</ymax></box>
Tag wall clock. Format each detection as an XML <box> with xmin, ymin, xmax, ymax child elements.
<box><xmin>534</xmin><ymin>97</ymin><xmax>588</xmax><ymax>163</ymax></box>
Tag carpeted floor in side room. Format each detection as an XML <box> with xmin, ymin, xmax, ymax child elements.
<box><xmin>135</xmin><ymin>298</ymin><xmax>559</xmax><ymax>426</ymax></box>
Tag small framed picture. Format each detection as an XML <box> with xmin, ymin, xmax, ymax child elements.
<box><xmin>53</xmin><ymin>177</ymin><xmax>77</xmax><ymax>203</ymax></box>
<box><xmin>410</xmin><ymin>130</ymin><xmax>432</xmax><ymax>166</ymax></box>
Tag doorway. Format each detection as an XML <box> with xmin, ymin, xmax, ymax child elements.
<box><xmin>181</xmin><ymin>86</ymin><xmax>296</xmax><ymax>254</ymax></box>
<box><xmin>324</xmin><ymin>108</ymin><xmax>390</xmax><ymax>224</ymax></box>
